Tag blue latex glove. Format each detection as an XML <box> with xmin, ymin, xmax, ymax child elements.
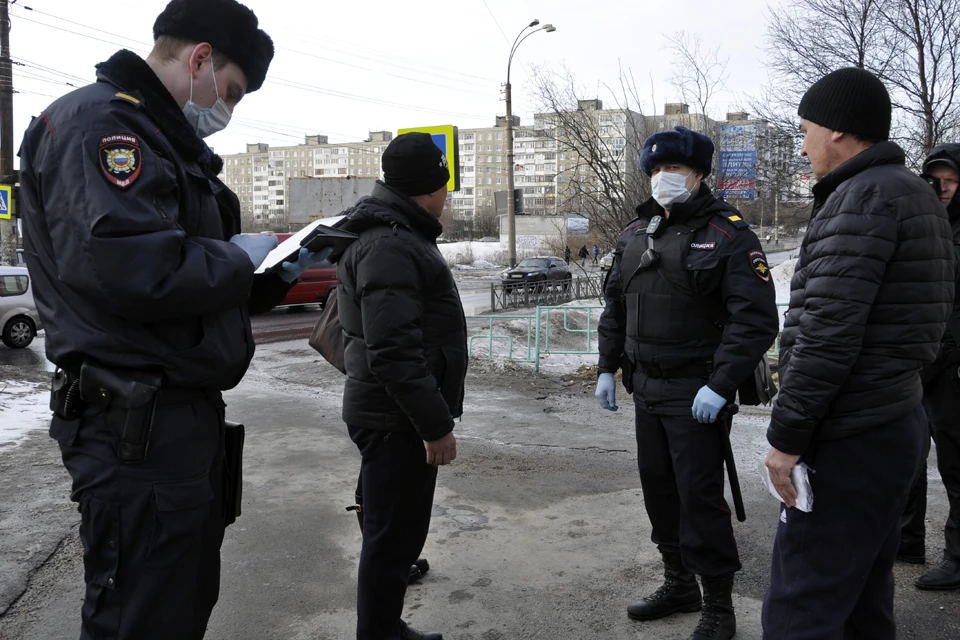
<box><xmin>279</xmin><ymin>246</ymin><xmax>334</xmax><ymax>283</ymax></box>
<box><xmin>692</xmin><ymin>385</ymin><xmax>726</xmax><ymax>423</ymax></box>
<box><xmin>229</xmin><ymin>233</ymin><xmax>278</xmax><ymax>271</ymax></box>
<box><xmin>595</xmin><ymin>372</ymin><xmax>619</xmax><ymax>411</ymax></box>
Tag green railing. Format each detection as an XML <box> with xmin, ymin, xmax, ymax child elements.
<box><xmin>467</xmin><ymin>305</ymin><xmax>604</xmax><ymax>372</ymax></box>
<box><xmin>467</xmin><ymin>303</ymin><xmax>790</xmax><ymax>371</ymax></box>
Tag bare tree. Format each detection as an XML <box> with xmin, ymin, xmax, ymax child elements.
<box><xmin>754</xmin><ymin>0</ymin><xmax>960</xmax><ymax>163</ymax></box>
<box><xmin>529</xmin><ymin>64</ymin><xmax>652</xmax><ymax>247</ymax></box>
<box><xmin>664</xmin><ymin>31</ymin><xmax>730</xmax><ymax>129</ymax></box>
<box><xmin>877</xmin><ymin>0</ymin><xmax>960</xmax><ymax>158</ymax></box>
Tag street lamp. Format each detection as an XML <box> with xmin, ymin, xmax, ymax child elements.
<box><xmin>505</xmin><ymin>19</ymin><xmax>556</xmax><ymax>267</ymax></box>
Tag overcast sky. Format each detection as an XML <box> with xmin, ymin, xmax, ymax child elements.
<box><xmin>8</xmin><ymin>0</ymin><xmax>785</xmax><ymax>159</ymax></box>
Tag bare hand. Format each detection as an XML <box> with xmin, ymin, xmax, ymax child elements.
<box><xmin>765</xmin><ymin>447</ymin><xmax>802</xmax><ymax>508</ymax></box>
<box><xmin>424</xmin><ymin>433</ymin><xmax>457</xmax><ymax>467</ymax></box>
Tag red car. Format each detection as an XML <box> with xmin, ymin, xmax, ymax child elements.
<box><xmin>274</xmin><ymin>233</ymin><xmax>338</xmax><ymax>308</ymax></box>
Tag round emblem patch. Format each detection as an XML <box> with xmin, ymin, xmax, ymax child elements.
<box><xmin>99</xmin><ymin>134</ymin><xmax>142</xmax><ymax>189</ymax></box>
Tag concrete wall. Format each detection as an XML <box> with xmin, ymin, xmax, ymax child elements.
<box><xmin>288</xmin><ymin>177</ymin><xmax>377</xmax><ymax>224</ymax></box>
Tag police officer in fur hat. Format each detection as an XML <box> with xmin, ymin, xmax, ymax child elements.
<box><xmin>595</xmin><ymin>126</ymin><xmax>779</xmax><ymax>640</ymax></box>
<box><xmin>18</xmin><ymin>2</ymin><xmax>328</xmax><ymax>638</ymax></box>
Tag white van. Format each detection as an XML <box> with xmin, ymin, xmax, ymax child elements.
<box><xmin>0</xmin><ymin>266</ymin><xmax>43</xmax><ymax>349</ymax></box>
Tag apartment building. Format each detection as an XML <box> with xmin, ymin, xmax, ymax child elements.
<box><xmin>219</xmin><ymin>131</ymin><xmax>393</xmax><ymax>224</ymax></box>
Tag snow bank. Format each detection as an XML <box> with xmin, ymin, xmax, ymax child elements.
<box><xmin>772</xmin><ymin>258</ymin><xmax>796</xmax><ymax>305</ymax></box>
<box><xmin>0</xmin><ymin>381</ymin><xmax>50</xmax><ymax>450</ymax></box>
<box><xmin>437</xmin><ymin>241</ymin><xmax>505</xmax><ymax>266</ymax></box>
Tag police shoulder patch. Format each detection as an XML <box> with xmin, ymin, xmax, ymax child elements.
<box><xmin>750</xmin><ymin>250</ymin><xmax>771</xmax><ymax>282</ymax></box>
<box><xmin>99</xmin><ymin>134</ymin><xmax>142</xmax><ymax>189</ymax></box>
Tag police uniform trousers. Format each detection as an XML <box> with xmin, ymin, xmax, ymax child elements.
<box><xmin>349</xmin><ymin>426</ymin><xmax>438</xmax><ymax>640</ymax></box>
<box><xmin>50</xmin><ymin>391</ymin><xmax>226</xmax><ymax>640</ymax></box>
<box><xmin>632</xmin><ymin>375</ymin><xmax>741</xmax><ymax>578</ymax></box>
<box><xmin>761</xmin><ymin>405</ymin><xmax>928</xmax><ymax>640</ymax></box>
<box><xmin>902</xmin><ymin>372</ymin><xmax>960</xmax><ymax>561</ymax></box>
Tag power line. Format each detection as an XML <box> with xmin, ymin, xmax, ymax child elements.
<box><xmin>17</xmin><ymin>4</ymin><xmax>152</xmax><ymax>48</ymax></box>
<box><xmin>273</xmin><ymin>26</ymin><xmax>498</xmax><ymax>86</ymax></box>
<box><xmin>11</xmin><ymin>13</ymin><xmax>150</xmax><ymax>54</ymax></box>
<box><xmin>277</xmin><ymin>45</ymin><xmax>492</xmax><ymax>97</ymax></box>
<box><xmin>479</xmin><ymin>0</ymin><xmax>511</xmax><ymax>43</ymax></box>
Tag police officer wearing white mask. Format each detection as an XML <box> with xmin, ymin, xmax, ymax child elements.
<box><xmin>595</xmin><ymin>126</ymin><xmax>779</xmax><ymax>640</ymax></box>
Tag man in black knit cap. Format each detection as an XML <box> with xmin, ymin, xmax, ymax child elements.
<box><xmin>761</xmin><ymin>67</ymin><xmax>955</xmax><ymax>638</ymax></box>
<box><xmin>17</xmin><ymin>1</ymin><xmax>316</xmax><ymax>639</ymax></box>
<box><xmin>336</xmin><ymin>132</ymin><xmax>467</xmax><ymax>640</ymax></box>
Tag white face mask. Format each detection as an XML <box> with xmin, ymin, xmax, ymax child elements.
<box><xmin>182</xmin><ymin>63</ymin><xmax>232</xmax><ymax>139</ymax></box>
<box><xmin>651</xmin><ymin>170</ymin><xmax>693</xmax><ymax>209</ymax></box>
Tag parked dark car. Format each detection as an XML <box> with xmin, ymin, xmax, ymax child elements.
<box><xmin>501</xmin><ymin>257</ymin><xmax>572</xmax><ymax>290</ymax></box>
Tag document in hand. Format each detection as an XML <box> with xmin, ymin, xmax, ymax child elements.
<box><xmin>759</xmin><ymin>458</ymin><xmax>814</xmax><ymax>513</ymax></box>
<box><xmin>254</xmin><ymin>219</ymin><xmax>358</xmax><ymax>276</ymax></box>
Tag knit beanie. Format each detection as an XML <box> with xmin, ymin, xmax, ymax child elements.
<box><xmin>382</xmin><ymin>133</ymin><xmax>450</xmax><ymax>197</ymax></box>
<box><xmin>798</xmin><ymin>68</ymin><xmax>891</xmax><ymax>140</ymax></box>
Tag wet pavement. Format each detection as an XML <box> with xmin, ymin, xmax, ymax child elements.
<box><xmin>0</xmin><ymin>339</ymin><xmax>956</xmax><ymax>640</ymax></box>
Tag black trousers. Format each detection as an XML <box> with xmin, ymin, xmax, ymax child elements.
<box><xmin>634</xmin><ymin>403</ymin><xmax>741</xmax><ymax>577</ymax></box>
<box><xmin>902</xmin><ymin>373</ymin><xmax>960</xmax><ymax>560</ymax></box>
<box><xmin>761</xmin><ymin>406</ymin><xmax>927</xmax><ymax>640</ymax></box>
<box><xmin>349</xmin><ymin>427</ymin><xmax>438</xmax><ymax>640</ymax></box>
<box><xmin>50</xmin><ymin>393</ymin><xmax>226</xmax><ymax>640</ymax></box>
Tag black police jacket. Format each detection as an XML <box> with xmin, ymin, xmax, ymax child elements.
<box><xmin>597</xmin><ymin>187</ymin><xmax>779</xmax><ymax>414</ymax></box>
<box><xmin>768</xmin><ymin>142</ymin><xmax>955</xmax><ymax>456</ymax></box>
<box><xmin>336</xmin><ymin>182</ymin><xmax>468</xmax><ymax>442</ymax></box>
<box><xmin>18</xmin><ymin>50</ymin><xmax>292</xmax><ymax>390</ymax></box>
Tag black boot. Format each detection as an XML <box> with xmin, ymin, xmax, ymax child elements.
<box><xmin>689</xmin><ymin>573</ymin><xmax>736</xmax><ymax>639</ymax></box>
<box><xmin>915</xmin><ymin>554</ymin><xmax>960</xmax><ymax>590</ymax></box>
<box><xmin>627</xmin><ymin>552</ymin><xmax>702</xmax><ymax>621</ymax></box>
<box><xmin>399</xmin><ymin>619</ymin><xmax>443</xmax><ymax>640</ymax></box>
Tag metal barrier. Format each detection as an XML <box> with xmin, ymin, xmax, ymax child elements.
<box><xmin>490</xmin><ymin>274</ymin><xmax>604</xmax><ymax>311</ymax></box>
<box><xmin>468</xmin><ymin>303</ymin><xmax>791</xmax><ymax>371</ymax></box>
<box><xmin>467</xmin><ymin>305</ymin><xmax>604</xmax><ymax>372</ymax></box>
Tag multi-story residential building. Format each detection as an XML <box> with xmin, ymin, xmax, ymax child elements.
<box><xmin>219</xmin><ymin>131</ymin><xmax>393</xmax><ymax>225</ymax></box>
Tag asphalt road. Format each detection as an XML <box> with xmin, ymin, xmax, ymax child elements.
<box><xmin>0</xmin><ymin>340</ymin><xmax>956</xmax><ymax>640</ymax></box>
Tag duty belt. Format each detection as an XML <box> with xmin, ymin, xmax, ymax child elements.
<box><xmin>637</xmin><ymin>359</ymin><xmax>713</xmax><ymax>379</ymax></box>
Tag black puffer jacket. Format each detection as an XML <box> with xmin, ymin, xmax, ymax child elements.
<box><xmin>768</xmin><ymin>142</ymin><xmax>955</xmax><ymax>455</ymax></box>
<box><xmin>336</xmin><ymin>182</ymin><xmax>467</xmax><ymax>441</ymax></box>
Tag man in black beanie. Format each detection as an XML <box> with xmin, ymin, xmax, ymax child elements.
<box><xmin>335</xmin><ymin>132</ymin><xmax>467</xmax><ymax>640</ymax></box>
<box><xmin>16</xmin><ymin>1</ymin><xmax>325</xmax><ymax>639</ymax></box>
<box><xmin>761</xmin><ymin>67</ymin><xmax>956</xmax><ymax>638</ymax></box>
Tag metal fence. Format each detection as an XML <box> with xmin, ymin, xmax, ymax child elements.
<box><xmin>467</xmin><ymin>305</ymin><xmax>604</xmax><ymax>372</ymax></box>
<box><xmin>490</xmin><ymin>274</ymin><xmax>605</xmax><ymax>311</ymax></box>
<box><xmin>467</xmin><ymin>303</ymin><xmax>790</xmax><ymax>372</ymax></box>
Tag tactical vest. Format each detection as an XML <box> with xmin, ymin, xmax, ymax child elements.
<box><xmin>619</xmin><ymin>214</ymin><xmax>729</xmax><ymax>347</ymax></box>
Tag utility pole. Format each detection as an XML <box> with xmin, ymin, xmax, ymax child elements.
<box><xmin>0</xmin><ymin>0</ymin><xmax>16</xmax><ymax>266</ymax></box>
<box><xmin>504</xmin><ymin>81</ymin><xmax>516</xmax><ymax>267</ymax></box>
<box><xmin>504</xmin><ymin>19</ymin><xmax>555</xmax><ymax>268</ymax></box>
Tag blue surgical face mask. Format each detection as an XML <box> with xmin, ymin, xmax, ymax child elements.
<box><xmin>182</xmin><ymin>63</ymin><xmax>232</xmax><ymax>138</ymax></box>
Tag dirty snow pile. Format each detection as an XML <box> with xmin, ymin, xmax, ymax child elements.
<box><xmin>456</xmin><ymin>259</ymin><xmax>499</xmax><ymax>271</ymax></box>
<box><xmin>0</xmin><ymin>380</ymin><xmax>50</xmax><ymax>450</ymax></box>
<box><xmin>437</xmin><ymin>242</ymin><xmax>504</xmax><ymax>264</ymax></box>
<box><xmin>772</xmin><ymin>258</ymin><xmax>796</xmax><ymax>305</ymax></box>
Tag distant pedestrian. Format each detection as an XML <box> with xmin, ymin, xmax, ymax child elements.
<box><xmin>336</xmin><ymin>132</ymin><xmax>466</xmax><ymax>640</ymax></box>
<box><xmin>579</xmin><ymin>245</ymin><xmax>588</xmax><ymax>267</ymax></box>
<box><xmin>592</xmin><ymin>245</ymin><xmax>600</xmax><ymax>265</ymax></box>
<box><xmin>762</xmin><ymin>68</ymin><xmax>954</xmax><ymax>639</ymax></box>
<box><xmin>565</xmin><ymin>246</ymin><xmax>572</xmax><ymax>263</ymax></box>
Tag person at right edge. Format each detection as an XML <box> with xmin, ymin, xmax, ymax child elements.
<box><xmin>898</xmin><ymin>142</ymin><xmax>960</xmax><ymax>590</ymax></box>
<box><xmin>762</xmin><ymin>68</ymin><xmax>955</xmax><ymax>639</ymax></box>
<box><xmin>595</xmin><ymin>125</ymin><xmax>779</xmax><ymax>640</ymax></box>
<box><xmin>337</xmin><ymin>132</ymin><xmax>467</xmax><ymax>640</ymax></box>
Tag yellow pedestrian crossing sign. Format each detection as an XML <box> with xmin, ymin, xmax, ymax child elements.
<box><xmin>0</xmin><ymin>186</ymin><xmax>11</xmax><ymax>220</ymax></box>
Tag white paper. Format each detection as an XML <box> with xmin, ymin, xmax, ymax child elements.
<box><xmin>759</xmin><ymin>458</ymin><xmax>814</xmax><ymax>513</ymax></box>
<box><xmin>254</xmin><ymin>220</ymin><xmax>326</xmax><ymax>275</ymax></box>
